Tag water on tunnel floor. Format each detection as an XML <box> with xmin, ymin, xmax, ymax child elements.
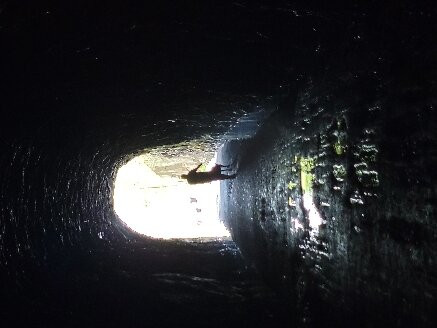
<box><xmin>1</xmin><ymin>1</ymin><xmax>436</xmax><ymax>327</ymax></box>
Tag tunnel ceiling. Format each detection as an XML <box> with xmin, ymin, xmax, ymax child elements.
<box><xmin>1</xmin><ymin>0</ymin><xmax>436</xmax><ymax>327</ymax></box>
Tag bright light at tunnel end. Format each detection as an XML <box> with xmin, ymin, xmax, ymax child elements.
<box><xmin>113</xmin><ymin>154</ymin><xmax>230</xmax><ymax>240</ymax></box>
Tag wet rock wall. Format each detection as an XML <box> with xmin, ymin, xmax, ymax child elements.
<box><xmin>0</xmin><ymin>95</ymin><xmax>267</xmax><ymax>327</ymax></box>
<box><xmin>220</xmin><ymin>75</ymin><xmax>437</xmax><ymax>327</ymax></box>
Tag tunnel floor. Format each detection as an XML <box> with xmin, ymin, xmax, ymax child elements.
<box><xmin>1</xmin><ymin>1</ymin><xmax>436</xmax><ymax>327</ymax></box>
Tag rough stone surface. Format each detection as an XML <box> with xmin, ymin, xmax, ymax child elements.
<box><xmin>220</xmin><ymin>76</ymin><xmax>437</xmax><ymax>327</ymax></box>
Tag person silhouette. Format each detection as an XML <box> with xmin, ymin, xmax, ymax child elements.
<box><xmin>181</xmin><ymin>163</ymin><xmax>236</xmax><ymax>184</ymax></box>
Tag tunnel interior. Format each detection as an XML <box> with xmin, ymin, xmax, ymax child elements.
<box><xmin>1</xmin><ymin>1</ymin><xmax>436</xmax><ymax>327</ymax></box>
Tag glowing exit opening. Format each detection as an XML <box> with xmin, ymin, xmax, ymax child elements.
<box><xmin>113</xmin><ymin>154</ymin><xmax>230</xmax><ymax>240</ymax></box>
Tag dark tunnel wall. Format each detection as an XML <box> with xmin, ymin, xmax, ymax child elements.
<box><xmin>1</xmin><ymin>0</ymin><xmax>437</xmax><ymax>327</ymax></box>
<box><xmin>0</xmin><ymin>95</ymin><xmax>266</xmax><ymax>326</ymax></box>
<box><xmin>219</xmin><ymin>71</ymin><xmax>437</xmax><ymax>326</ymax></box>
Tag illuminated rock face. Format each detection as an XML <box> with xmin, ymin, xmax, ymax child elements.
<box><xmin>219</xmin><ymin>76</ymin><xmax>437</xmax><ymax>326</ymax></box>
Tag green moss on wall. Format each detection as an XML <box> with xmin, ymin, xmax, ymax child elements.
<box><xmin>333</xmin><ymin>141</ymin><xmax>346</xmax><ymax>155</ymax></box>
<box><xmin>288</xmin><ymin>181</ymin><xmax>298</xmax><ymax>190</ymax></box>
<box><xmin>300</xmin><ymin>157</ymin><xmax>315</xmax><ymax>194</ymax></box>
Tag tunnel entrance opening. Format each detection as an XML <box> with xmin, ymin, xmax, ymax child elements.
<box><xmin>113</xmin><ymin>148</ymin><xmax>230</xmax><ymax>240</ymax></box>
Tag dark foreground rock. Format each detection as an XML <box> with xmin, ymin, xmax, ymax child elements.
<box><xmin>219</xmin><ymin>73</ymin><xmax>437</xmax><ymax>327</ymax></box>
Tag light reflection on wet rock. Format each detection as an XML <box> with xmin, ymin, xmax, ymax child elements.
<box><xmin>219</xmin><ymin>76</ymin><xmax>436</xmax><ymax>326</ymax></box>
